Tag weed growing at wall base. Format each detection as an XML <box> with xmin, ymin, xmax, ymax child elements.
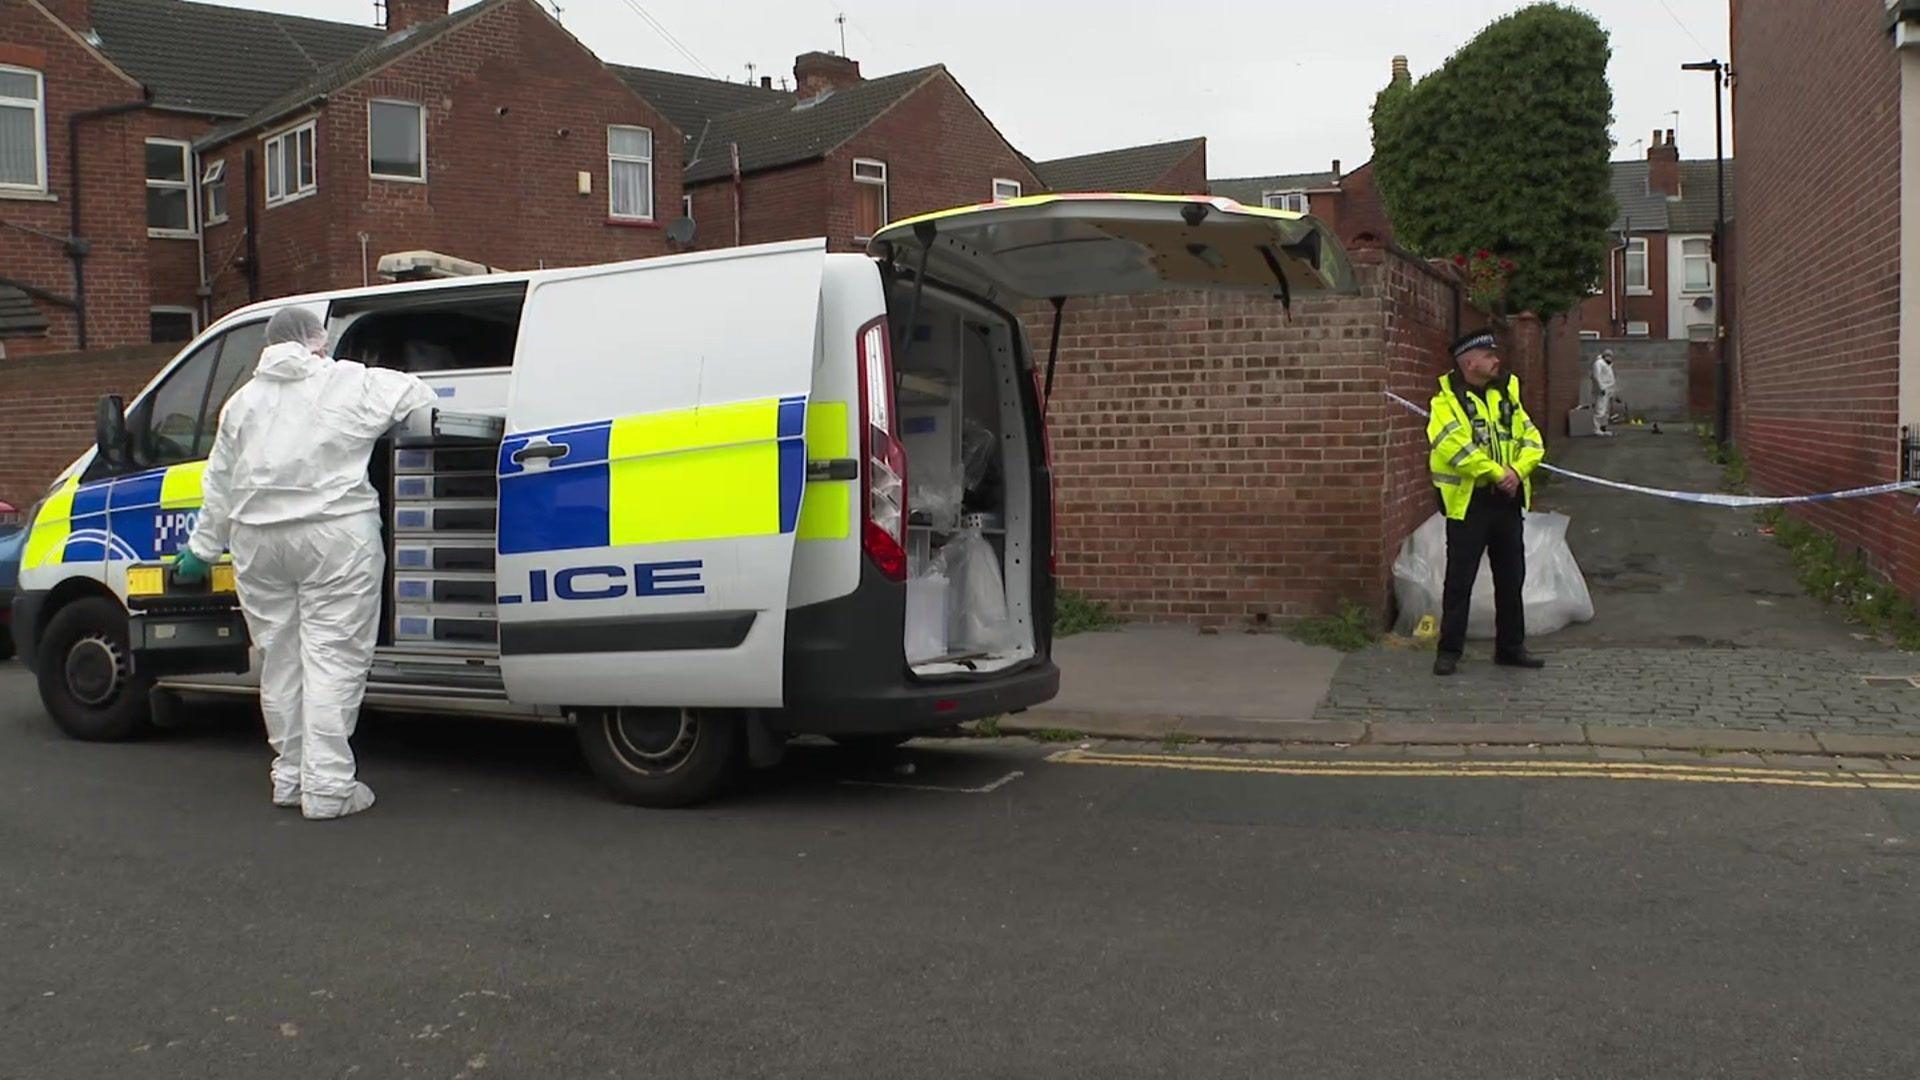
<box><xmin>1055</xmin><ymin>590</ymin><xmax>1123</xmax><ymax>637</ymax></box>
<box><xmin>1287</xmin><ymin>601</ymin><xmax>1379</xmax><ymax>652</ymax></box>
<box><xmin>1757</xmin><ymin>507</ymin><xmax>1920</xmax><ymax>650</ymax></box>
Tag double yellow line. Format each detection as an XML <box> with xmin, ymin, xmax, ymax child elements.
<box><xmin>1046</xmin><ymin>748</ymin><xmax>1920</xmax><ymax>792</ymax></box>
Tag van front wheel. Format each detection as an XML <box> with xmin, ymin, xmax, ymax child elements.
<box><xmin>37</xmin><ymin>595</ymin><xmax>154</xmax><ymax>742</ymax></box>
<box><xmin>575</xmin><ymin>707</ymin><xmax>740</xmax><ymax>808</ymax></box>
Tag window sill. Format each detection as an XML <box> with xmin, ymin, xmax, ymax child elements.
<box><xmin>1625</xmin><ymin>288</ymin><xmax>1653</xmax><ymax>297</ymax></box>
<box><xmin>370</xmin><ymin>172</ymin><xmax>427</xmax><ymax>184</ymax></box>
<box><xmin>0</xmin><ymin>189</ymin><xmax>56</xmax><ymax>203</ymax></box>
<box><xmin>265</xmin><ymin>189</ymin><xmax>318</xmax><ymax>210</ymax></box>
<box><xmin>148</xmin><ymin>230</ymin><xmax>198</xmax><ymax>241</ymax></box>
<box><xmin>606</xmin><ymin>217</ymin><xmax>661</xmax><ymax>229</ymax></box>
<box><xmin>1679</xmin><ymin>288</ymin><xmax>1714</xmax><ymax>297</ymax></box>
<box><xmin>205</xmin><ymin>216</ymin><xmax>230</xmax><ymax>227</ymax></box>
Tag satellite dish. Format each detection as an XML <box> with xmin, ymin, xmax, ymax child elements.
<box><xmin>666</xmin><ymin>216</ymin><xmax>696</xmax><ymax>247</ymax></box>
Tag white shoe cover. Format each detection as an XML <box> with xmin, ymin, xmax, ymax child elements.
<box><xmin>302</xmin><ymin>782</ymin><xmax>376</xmax><ymax>820</ymax></box>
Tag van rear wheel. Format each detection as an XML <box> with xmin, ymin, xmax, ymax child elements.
<box><xmin>575</xmin><ymin>707</ymin><xmax>740</xmax><ymax>808</ymax></box>
<box><xmin>36</xmin><ymin>595</ymin><xmax>154</xmax><ymax>742</ymax></box>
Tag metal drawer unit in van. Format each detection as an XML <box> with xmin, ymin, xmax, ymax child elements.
<box><xmin>388</xmin><ymin>419</ymin><xmax>502</xmax><ymax>651</ymax></box>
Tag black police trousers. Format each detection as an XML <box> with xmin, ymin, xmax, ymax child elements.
<box><xmin>1437</xmin><ymin>487</ymin><xmax>1526</xmax><ymax>659</ymax></box>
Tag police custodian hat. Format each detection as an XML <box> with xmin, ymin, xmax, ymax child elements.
<box><xmin>1449</xmin><ymin>331</ymin><xmax>1500</xmax><ymax>360</ymax></box>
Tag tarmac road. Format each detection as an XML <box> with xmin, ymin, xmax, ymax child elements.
<box><xmin>4</xmin><ymin>663</ymin><xmax>1919</xmax><ymax>1079</ymax></box>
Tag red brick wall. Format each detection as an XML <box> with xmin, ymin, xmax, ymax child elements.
<box><xmin>0</xmin><ymin>5</ymin><xmax>150</xmax><ymax>353</ymax></box>
<box><xmin>1036</xmin><ymin>244</ymin><xmax>1483</xmax><ymax>625</ymax></box>
<box><xmin>1730</xmin><ymin>0</ymin><xmax>1916</xmax><ymax>595</ymax></box>
<box><xmin>200</xmin><ymin>0</ymin><xmax>681</xmax><ymax>317</ymax></box>
<box><xmin>1576</xmin><ymin>234</ymin><xmax>1670</xmax><ymax>338</ymax></box>
<box><xmin>1326</xmin><ymin>162</ymin><xmax>1394</xmax><ymax>247</ymax></box>
<box><xmin>0</xmin><ymin>343</ymin><xmax>173</xmax><ymax>509</ymax></box>
<box><xmin>1687</xmin><ymin>339</ymin><xmax>1717</xmax><ymax>419</ymax></box>
<box><xmin>687</xmin><ymin>160</ymin><xmax>830</xmax><ymax>252</ymax></box>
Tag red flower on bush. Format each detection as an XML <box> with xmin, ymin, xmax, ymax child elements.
<box><xmin>1475</xmin><ymin>249</ymin><xmax>1492</xmax><ymax>260</ymax></box>
<box><xmin>1452</xmin><ymin>254</ymin><xmax>1469</xmax><ymax>267</ymax></box>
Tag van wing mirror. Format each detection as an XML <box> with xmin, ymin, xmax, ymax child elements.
<box><xmin>95</xmin><ymin>394</ymin><xmax>129</xmax><ymax>470</ymax></box>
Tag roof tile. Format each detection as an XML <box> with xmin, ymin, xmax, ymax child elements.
<box><xmin>1034</xmin><ymin>138</ymin><xmax>1206</xmax><ymax>193</ymax></box>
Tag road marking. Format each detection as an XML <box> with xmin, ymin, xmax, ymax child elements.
<box><xmin>1045</xmin><ymin>750</ymin><xmax>1920</xmax><ymax>792</ymax></box>
<box><xmin>838</xmin><ymin>769</ymin><xmax>1025</xmax><ymax>795</ymax></box>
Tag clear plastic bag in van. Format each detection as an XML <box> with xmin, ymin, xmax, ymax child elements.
<box><xmin>931</xmin><ymin>526</ymin><xmax>1018</xmax><ymax>655</ymax></box>
<box><xmin>905</xmin><ymin>569</ymin><xmax>949</xmax><ymax>664</ymax></box>
<box><xmin>1391</xmin><ymin>510</ymin><xmax>1595</xmax><ymax>639</ymax></box>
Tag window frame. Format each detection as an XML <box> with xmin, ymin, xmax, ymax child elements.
<box><xmin>1679</xmin><ymin>236</ymin><xmax>1714</xmax><ymax>294</ymax></box>
<box><xmin>367</xmin><ymin>98</ymin><xmax>427</xmax><ymax>183</ymax></box>
<box><xmin>263</xmin><ymin>120</ymin><xmax>318</xmax><ymax>208</ymax></box>
<box><xmin>992</xmin><ymin>177</ymin><xmax>1022</xmax><ymax>202</ymax></box>
<box><xmin>145</xmin><ymin>137</ymin><xmax>196</xmax><ymax>238</ymax></box>
<box><xmin>1261</xmin><ymin>189</ymin><xmax>1308</xmax><ymax>214</ymax></box>
<box><xmin>0</xmin><ymin>64</ymin><xmax>47</xmax><ymax>195</ymax></box>
<box><xmin>682</xmin><ymin>193</ymin><xmax>693</xmax><ymax>221</ymax></box>
<box><xmin>202</xmin><ymin>158</ymin><xmax>228</xmax><ymax>224</ymax></box>
<box><xmin>149</xmin><ymin>306</ymin><xmax>200</xmax><ymax>345</ymax></box>
<box><xmin>1625</xmin><ymin>320</ymin><xmax>1651</xmax><ymax>338</ymax></box>
<box><xmin>109</xmin><ymin>317</ymin><xmax>268</xmax><ymax>475</ymax></box>
<box><xmin>1623</xmin><ymin>237</ymin><xmax>1650</xmax><ymax>295</ymax></box>
<box><xmin>607</xmin><ymin>124</ymin><xmax>655</xmax><ymax>222</ymax></box>
<box><xmin>853</xmin><ymin>157</ymin><xmax>888</xmax><ymax>241</ymax></box>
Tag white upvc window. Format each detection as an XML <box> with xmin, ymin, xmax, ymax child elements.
<box><xmin>202</xmin><ymin>159</ymin><xmax>228</xmax><ymax>224</ymax></box>
<box><xmin>149</xmin><ymin>306</ymin><xmax>199</xmax><ymax>344</ymax></box>
<box><xmin>368</xmin><ymin>99</ymin><xmax>425</xmax><ymax>182</ymax></box>
<box><xmin>608</xmin><ymin>125</ymin><xmax>654</xmax><ymax>221</ymax></box>
<box><xmin>0</xmin><ymin>65</ymin><xmax>47</xmax><ymax>194</ymax></box>
<box><xmin>1623</xmin><ymin>237</ymin><xmax>1650</xmax><ymax>294</ymax></box>
<box><xmin>992</xmin><ymin>177</ymin><xmax>1021</xmax><ymax>202</ymax></box>
<box><xmin>1681</xmin><ymin>236</ymin><xmax>1713</xmax><ymax>293</ymax></box>
<box><xmin>263</xmin><ymin>120</ymin><xmax>317</xmax><ymax>207</ymax></box>
<box><xmin>853</xmin><ymin>158</ymin><xmax>887</xmax><ymax>239</ymax></box>
<box><xmin>1262</xmin><ymin>189</ymin><xmax>1308</xmax><ymax>213</ymax></box>
<box><xmin>146</xmin><ymin>138</ymin><xmax>194</xmax><ymax>237</ymax></box>
<box><xmin>1626</xmin><ymin>320</ymin><xmax>1651</xmax><ymax>337</ymax></box>
<box><xmin>682</xmin><ymin>193</ymin><xmax>693</xmax><ymax>221</ymax></box>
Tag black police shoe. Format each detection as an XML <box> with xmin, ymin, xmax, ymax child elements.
<box><xmin>1494</xmin><ymin>650</ymin><xmax>1546</xmax><ymax>669</ymax></box>
<box><xmin>1433</xmin><ymin>653</ymin><xmax>1459</xmax><ymax>676</ymax></box>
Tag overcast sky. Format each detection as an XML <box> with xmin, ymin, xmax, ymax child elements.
<box><xmin>211</xmin><ymin>0</ymin><xmax>1732</xmax><ymax>177</ymax></box>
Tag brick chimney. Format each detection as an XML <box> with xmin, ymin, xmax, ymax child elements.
<box><xmin>384</xmin><ymin>0</ymin><xmax>448</xmax><ymax>33</ymax></box>
<box><xmin>1647</xmin><ymin>128</ymin><xmax>1681</xmax><ymax>196</ymax></box>
<box><xmin>1390</xmin><ymin>55</ymin><xmax>1410</xmax><ymax>84</ymax></box>
<box><xmin>41</xmin><ymin>0</ymin><xmax>91</xmax><ymax>33</ymax></box>
<box><xmin>794</xmin><ymin>51</ymin><xmax>861</xmax><ymax>98</ymax></box>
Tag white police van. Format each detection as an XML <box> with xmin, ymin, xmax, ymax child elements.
<box><xmin>10</xmin><ymin>195</ymin><xmax>1353</xmax><ymax>806</ymax></box>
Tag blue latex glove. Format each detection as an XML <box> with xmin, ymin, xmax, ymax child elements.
<box><xmin>174</xmin><ymin>549</ymin><xmax>211</xmax><ymax>584</ymax></box>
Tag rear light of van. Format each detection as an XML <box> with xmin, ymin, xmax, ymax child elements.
<box><xmin>857</xmin><ymin>316</ymin><xmax>908</xmax><ymax>581</ymax></box>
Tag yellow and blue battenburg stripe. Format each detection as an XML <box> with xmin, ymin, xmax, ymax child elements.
<box><xmin>21</xmin><ymin>462</ymin><xmax>208</xmax><ymax>570</ymax></box>
<box><xmin>498</xmin><ymin>395</ymin><xmax>843</xmax><ymax>555</ymax></box>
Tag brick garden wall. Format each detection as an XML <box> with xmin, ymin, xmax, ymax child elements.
<box><xmin>1730</xmin><ymin>0</ymin><xmax>1919</xmax><ymax>597</ymax></box>
<box><xmin>1039</xmin><ymin>245</ymin><xmax>1498</xmax><ymax>625</ymax></box>
<box><xmin>0</xmin><ymin>344</ymin><xmax>173</xmax><ymax>509</ymax></box>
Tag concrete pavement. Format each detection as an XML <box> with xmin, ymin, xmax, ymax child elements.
<box><xmin>1014</xmin><ymin>430</ymin><xmax>1920</xmax><ymax>756</ymax></box>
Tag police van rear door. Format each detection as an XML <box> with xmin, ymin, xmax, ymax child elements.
<box><xmin>495</xmin><ymin>240</ymin><xmax>826</xmax><ymax>709</ymax></box>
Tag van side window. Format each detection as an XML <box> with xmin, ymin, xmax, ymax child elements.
<box><xmin>331</xmin><ymin>284</ymin><xmax>526</xmax><ymax>373</ymax></box>
<box><xmin>123</xmin><ymin>320</ymin><xmax>267</xmax><ymax>471</ymax></box>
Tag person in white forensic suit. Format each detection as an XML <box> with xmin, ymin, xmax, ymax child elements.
<box><xmin>1591</xmin><ymin>350</ymin><xmax>1617</xmax><ymax>436</ymax></box>
<box><xmin>174</xmin><ymin>307</ymin><xmax>437</xmax><ymax>820</ymax></box>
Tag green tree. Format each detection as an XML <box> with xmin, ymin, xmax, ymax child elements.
<box><xmin>1370</xmin><ymin>3</ymin><xmax>1616</xmax><ymax>317</ymax></box>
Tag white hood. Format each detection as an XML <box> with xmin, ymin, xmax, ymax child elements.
<box><xmin>254</xmin><ymin>341</ymin><xmax>330</xmax><ymax>382</ymax></box>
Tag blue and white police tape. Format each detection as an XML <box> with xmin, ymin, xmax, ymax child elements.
<box><xmin>1383</xmin><ymin>390</ymin><xmax>1920</xmax><ymax>509</ymax></box>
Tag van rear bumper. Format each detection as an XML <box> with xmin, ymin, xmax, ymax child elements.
<box><xmin>779</xmin><ymin>660</ymin><xmax>1060</xmax><ymax>735</ymax></box>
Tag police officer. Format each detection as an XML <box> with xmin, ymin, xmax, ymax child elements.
<box><xmin>1427</xmin><ymin>331</ymin><xmax>1547</xmax><ymax>676</ymax></box>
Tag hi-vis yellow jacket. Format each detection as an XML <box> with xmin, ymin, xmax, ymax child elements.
<box><xmin>1426</xmin><ymin>372</ymin><xmax>1544</xmax><ymax>520</ymax></box>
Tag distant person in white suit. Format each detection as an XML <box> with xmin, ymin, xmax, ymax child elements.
<box><xmin>1591</xmin><ymin>350</ymin><xmax>1617</xmax><ymax>436</ymax></box>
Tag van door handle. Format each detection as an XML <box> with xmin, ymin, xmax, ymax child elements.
<box><xmin>807</xmin><ymin>458</ymin><xmax>858</xmax><ymax>481</ymax></box>
<box><xmin>511</xmin><ymin>442</ymin><xmax>569</xmax><ymax>465</ymax></box>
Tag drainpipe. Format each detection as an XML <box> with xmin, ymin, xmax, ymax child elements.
<box><xmin>730</xmin><ymin>141</ymin><xmax>742</xmax><ymax>247</ymax></box>
<box><xmin>359</xmin><ymin>232</ymin><xmax>371</xmax><ymax>287</ymax></box>
<box><xmin>242</xmin><ymin>148</ymin><xmax>260</xmax><ymax>303</ymax></box>
<box><xmin>68</xmin><ymin>94</ymin><xmax>153</xmax><ymax>349</ymax></box>
<box><xmin>192</xmin><ymin>149</ymin><xmax>210</xmax><ymax>330</ymax></box>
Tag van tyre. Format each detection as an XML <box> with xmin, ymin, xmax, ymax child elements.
<box><xmin>575</xmin><ymin>707</ymin><xmax>740</xmax><ymax>808</ymax></box>
<box><xmin>37</xmin><ymin>595</ymin><xmax>154</xmax><ymax>742</ymax></box>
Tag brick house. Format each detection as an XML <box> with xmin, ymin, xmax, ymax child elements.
<box><xmin>1727</xmin><ymin>0</ymin><xmax>1920</xmax><ymax>600</ymax></box>
<box><xmin>1575</xmin><ymin>132</ymin><xmax>1734</xmax><ymax>341</ymax></box>
<box><xmin>621</xmin><ymin>52</ymin><xmax>1042</xmax><ymax>253</ymax></box>
<box><xmin>1029</xmin><ymin>136</ymin><xmax>1208</xmax><ymax>194</ymax></box>
<box><xmin>0</xmin><ymin>0</ymin><xmax>681</xmax><ymax>355</ymax></box>
<box><xmin>1210</xmin><ymin>161</ymin><xmax>1395</xmax><ymax>249</ymax></box>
